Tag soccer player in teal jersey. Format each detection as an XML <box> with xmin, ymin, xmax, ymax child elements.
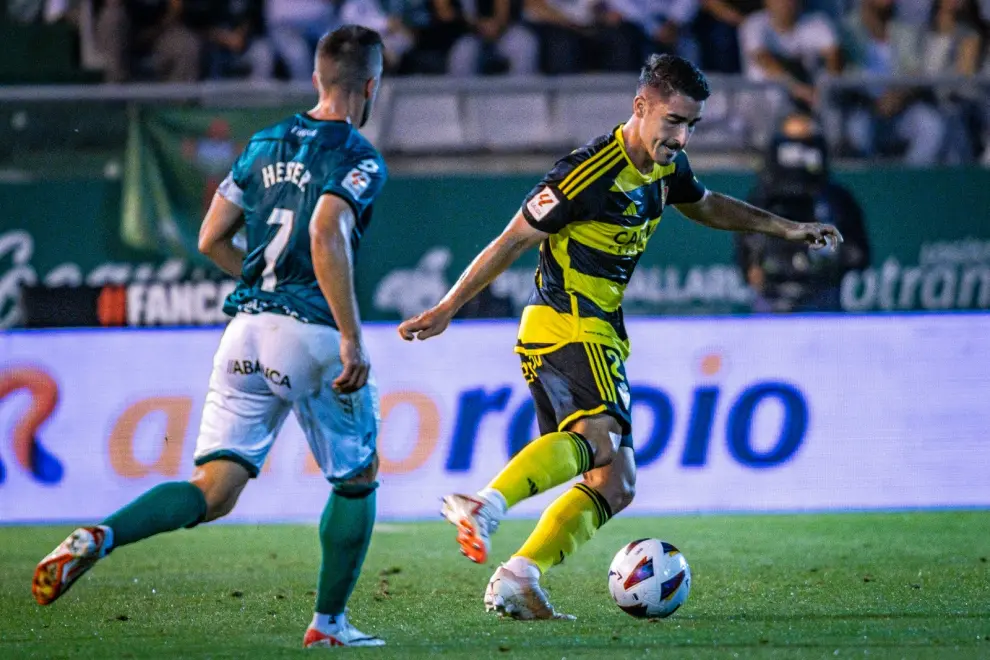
<box><xmin>33</xmin><ymin>26</ymin><xmax>389</xmax><ymax>648</ymax></box>
<box><xmin>399</xmin><ymin>54</ymin><xmax>843</xmax><ymax>619</ymax></box>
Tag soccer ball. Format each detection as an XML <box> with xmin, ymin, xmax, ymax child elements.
<box><xmin>608</xmin><ymin>538</ymin><xmax>691</xmax><ymax>618</ymax></box>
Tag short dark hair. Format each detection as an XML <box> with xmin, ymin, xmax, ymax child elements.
<box><xmin>638</xmin><ymin>54</ymin><xmax>711</xmax><ymax>102</ymax></box>
<box><xmin>315</xmin><ymin>25</ymin><xmax>384</xmax><ymax>92</ymax></box>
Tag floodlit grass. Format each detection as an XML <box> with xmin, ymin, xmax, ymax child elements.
<box><xmin>2</xmin><ymin>512</ymin><xmax>989</xmax><ymax>658</ymax></box>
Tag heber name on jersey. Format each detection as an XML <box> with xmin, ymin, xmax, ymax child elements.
<box><xmin>261</xmin><ymin>161</ymin><xmax>312</xmax><ymax>191</ymax></box>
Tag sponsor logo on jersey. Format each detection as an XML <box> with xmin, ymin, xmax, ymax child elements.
<box><xmin>227</xmin><ymin>360</ymin><xmax>292</xmax><ymax>388</ymax></box>
<box><xmin>526</xmin><ymin>186</ymin><xmax>560</xmax><ymax>221</ymax></box>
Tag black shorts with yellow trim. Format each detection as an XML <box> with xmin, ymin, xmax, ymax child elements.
<box><xmin>519</xmin><ymin>342</ymin><xmax>633</xmax><ymax>449</ymax></box>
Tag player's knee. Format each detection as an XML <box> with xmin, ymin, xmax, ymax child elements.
<box><xmin>612</xmin><ymin>481</ymin><xmax>636</xmax><ymax>514</ymax></box>
<box><xmin>589</xmin><ymin>435</ymin><xmax>616</xmax><ymax>468</ymax></box>
<box><xmin>202</xmin><ymin>492</ymin><xmax>239</xmax><ymax>522</ymax></box>
<box><xmin>189</xmin><ymin>461</ymin><xmax>250</xmax><ymax>522</ymax></box>
<box><xmin>191</xmin><ymin>480</ymin><xmax>242</xmax><ymax>522</ymax></box>
<box><xmin>332</xmin><ymin>454</ymin><xmax>380</xmax><ymax>497</ymax></box>
<box><xmin>567</xmin><ymin>416</ymin><xmax>623</xmax><ymax>468</ymax></box>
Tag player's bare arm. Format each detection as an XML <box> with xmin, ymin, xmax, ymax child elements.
<box><xmin>198</xmin><ymin>193</ymin><xmax>245</xmax><ymax>277</ymax></box>
<box><xmin>398</xmin><ymin>211</ymin><xmax>547</xmax><ymax>341</ymax></box>
<box><xmin>311</xmin><ymin>193</ymin><xmax>368</xmax><ymax>393</ymax></box>
<box><xmin>677</xmin><ymin>191</ymin><xmax>844</xmax><ymax>249</ymax></box>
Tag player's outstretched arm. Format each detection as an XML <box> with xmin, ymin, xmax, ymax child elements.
<box><xmin>676</xmin><ymin>191</ymin><xmax>844</xmax><ymax>249</ymax></box>
<box><xmin>311</xmin><ymin>193</ymin><xmax>369</xmax><ymax>393</ymax></box>
<box><xmin>198</xmin><ymin>193</ymin><xmax>246</xmax><ymax>277</ymax></box>
<box><xmin>398</xmin><ymin>211</ymin><xmax>547</xmax><ymax>341</ymax></box>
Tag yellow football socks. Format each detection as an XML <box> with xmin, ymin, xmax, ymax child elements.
<box><xmin>515</xmin><ymin>483</ymin><xmax>613</xmax><ymax>574</ymax></box>
<box><xmin>485</xmin><ymin>432</ymin><xmax>594</xmax><ymax>508</ymax></box>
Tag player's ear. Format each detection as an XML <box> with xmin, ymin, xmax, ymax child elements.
<box><xmin>634</xmin><ymin>94</ymin><xmax>648</xmax><ymax>119</ymax></box>
<box><xmin>311</xmin><ymin>72</ymin><xmax>320</xmax><ymax>94</ymax></box>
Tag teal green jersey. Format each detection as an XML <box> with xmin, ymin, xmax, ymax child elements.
<box><xmin>218</xmin><ymin>113</ymin><xmax>387</xmax><ymax>328</ymax></box>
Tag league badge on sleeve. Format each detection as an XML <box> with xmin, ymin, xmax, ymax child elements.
<box><xmin>526</xmin><ymin>186</ymin><xmax>561</xmax><ymax>221</ymax></box>
<box><xmin>342</xmin><ymin>168</ymin><xmax>371</xmax><ymax>199</ymax></box>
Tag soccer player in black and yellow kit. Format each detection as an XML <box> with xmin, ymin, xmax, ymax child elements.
<box><xmin>398</xmin><ymin>54</ymin><xmax>843</xmax><ymax>619</ymax></box>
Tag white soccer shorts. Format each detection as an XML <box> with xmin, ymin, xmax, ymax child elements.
<box><xmin>193</xmin><ymin>312</ymin><xmax>379</xmax><ymax>481</ymax></box>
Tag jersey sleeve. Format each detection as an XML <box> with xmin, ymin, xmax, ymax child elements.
<box><xmin>216</xmin><ymin>146</ymin><xmax>253</xmax><ymax>208</ymax></box>
<box><xmin>321</xmin><ymin>150</ymin><xmax>387</xmax><ymax>218</ymax></box>
<box><xmin>666</xmin><ymin>151</ymin><xmax>707</xmax><ymax>205</ymax></box>
<box><xmin>520</xmin><ymin>153</ymin><xmax>599</xmax><ymax>233</ymax></box>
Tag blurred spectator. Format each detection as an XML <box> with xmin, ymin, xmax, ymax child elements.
<box><xmin>448</xmin><ymin>0</ymin><xmax>539</xmax><ymax>75</ymax></box>
<box><xmin>393</xmin><ymin>0</ymin><xmax>469</xmax><ymax>73</ymax></box>
<box><xmin>523</xmin><ymin>0</ymin><xmax>597</xmax><ymax>74</ymax></box>
<box><xmin>736</xmin><ymin>113</ymin><xmax>870</xmax><ymax>313</ymax></box>
<box><xmin>594</xmin><ymin>0</ymin><xmax>651</xmax><ymax>71</ymax></box>
<box><xmin>205</xmin><ymin>0</ymin><xmax>274</xmax><ymax>80</ymax></box>
<box><xmin>694</xmin><ymin>0</ymin><xmax>762</xmax><ymax>72</ymax></box>
<box><xmin>923</xmin><ymin>0</ymin><xmax>982</xmax><ymax>75</ymax></box>
<box><xmin>597</xmin><ymin>0</ymin><xmax>701</xmax><ymax>69</ymax></box>
<box><xmin>266</xmin><ymin>0</ymin><xmax>334</xmax><ymax>80</ymax></box>
<box><xmin>7</xmin><ymin>0</ymin><xmax>45</xmax><ymax>22</ymax></box>
<box><xmin>841</xmin><ymin>0</ymin><xmax>948</xmax><ymax>164</ymax></box>
<box><xmin>641</xmin><ymin>0</ymin><xmax>702</xmax><ymax>63</ymax></box>
<box><xmin>740</xmin><ymin>0</ymin><xmax>843</xmax><ymax>111</ymax></box>
<box><xmin>895</xmin><ymin>0</ymin><xmax>934</xmax><ymax>25</ymax></box>
<box><xmin>267</xmin><ymin>0</ymin><xmax>411</xmax><ymax>79</ymax></box>
<box><xmin>922</xmin><ymin>0</ymin><xmax>983</xmax><ymax>162</ymax></box>
<box><xmin>96</xmin><ymin>0</ymin><xmax>203</xmax><ymax>82</ymax></box>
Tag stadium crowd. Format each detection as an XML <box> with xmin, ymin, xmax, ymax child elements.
<box><xmin>8</xmin><ymin>0</ymin><xmax>990</xmax><ymax>163</ymax></box>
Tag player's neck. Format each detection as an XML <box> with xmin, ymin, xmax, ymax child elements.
<box><xmin>621</xmin><ymin>121</ymin><xmax>655</xmax><ymax>174</ymax></box>
<box><xmin>308</xmin><ymin>96</ymin><xmax>358</xmax><ymax>124</ymax></box>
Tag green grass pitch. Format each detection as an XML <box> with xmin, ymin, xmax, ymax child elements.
<box><xmin>2</xmin><ymin>512</ymin><xmax>989</xmax><ymax>659</ymax></box>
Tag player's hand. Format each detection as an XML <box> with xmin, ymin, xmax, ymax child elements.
<box><xmin>335</xmin><ymin>335</ymin><xmax>370</xmax><ymax>393</ymax></box>
<box><xmin>397</xmin><ymin>305</ymin><xmax>454</xmax><ymax>341</ymax></box>
<box><xmin>786</xmin><ymin>222</ymin><xmax>844</xmax><ymax>250</ymax></box>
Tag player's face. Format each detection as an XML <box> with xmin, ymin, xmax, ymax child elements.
<box><xmin>637</xmin><ymin>90</ymin><xmax>704</xmax><ymax>166</ymax></box>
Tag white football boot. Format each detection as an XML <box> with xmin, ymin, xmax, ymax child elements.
<box><xmin>33</xmin><ymin>525</ymin><xmax>113</xmax><ymax>605</ymax></box>
<box><xmin>484</xmin><ymin>560</ymin><xmax>576</xmax><ymax>620</ymax></box>
<box><xmin>303</xmin><ymin>612</ymin><xmax>385</xmax><ymax>648</ymax></box>
<box><xmin>440</xmin><ymin>493</ymin><xmax>503</xmax><ymax>564</ymax></box>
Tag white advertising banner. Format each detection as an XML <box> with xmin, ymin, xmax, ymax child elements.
<box><xmin>1</xmin><ymin>314</ymin><xmax>989</xmax><ymax>523</ymax></box>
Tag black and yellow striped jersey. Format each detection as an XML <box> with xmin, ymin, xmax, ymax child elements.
<box><xmin>517</xmin><ymin>124</ymin><xmax>706</xmax><ymax>359</ymax></box>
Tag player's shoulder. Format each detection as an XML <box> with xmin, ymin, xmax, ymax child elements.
<box><xmin>306</xmin><ymin>121</ymin><xmax>387</xmax><ymax>173</ymax></box>
<box><xmin>247</xmin><ymin>114</ymin><xmax>301</xmax><ymax>143</ymax></box>
<box><xmin>341</xmin><ymin>128</ymin><xmax>387</xmax><ymax>173</ymax></box>
<box><xmin>555</xmin><ymin>130</ymin><xmax>620</xmax><ymax>172</ymax></box>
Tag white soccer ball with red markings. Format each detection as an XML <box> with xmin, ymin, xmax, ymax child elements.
<box><xmin>608</xmin><ymin>538</ymin><xmax>691</xmax><ymax>618</ymax></box>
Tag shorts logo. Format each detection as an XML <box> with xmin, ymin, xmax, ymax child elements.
<box><xmin>526</xmin><ymin>186</ymin><xmax>560</xmax><ymax>221</ymax></box>
<box><xmin>617</xmin><ymin>381</ymin><xmax>631</xmax><ymax>409</ymax></box>
<box><xmin>342</xmin><ymin>168</ymin><xmax>371</xmax><ymax>199</ymax></box>
<box><xmin>227</xmin><ymin>360</ymin><xmax>292</xmax><ymax>388</ymax></box>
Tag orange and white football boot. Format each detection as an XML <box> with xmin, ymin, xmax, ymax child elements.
<box><xmin>440</xmin><ymin>493</ymin><xmax>502</xmax><ymax>564</ymax></box>
<box><xmin>33</xmin><ymin>525</ymin><xmax>112</xmax><ymax>605</ymax></box>
<box><xmin>303</xmin><ymin>612</ymin><xmax>385</xmax><ymax>648</ymax></box>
